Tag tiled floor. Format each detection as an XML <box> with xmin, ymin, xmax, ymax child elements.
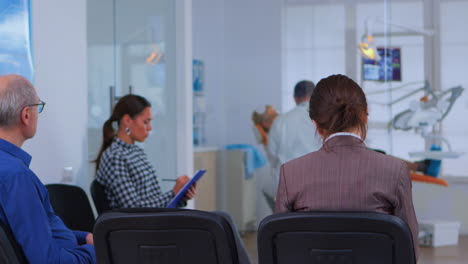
<box><xmin>419</xmin><ymin>236</ymin><xmax>468</xmax><ymax>264</ymax></box>
<box><xmin>241</xmin><ymin>233</ymin><xmax>468</xmax><ymax>264</ymax></box>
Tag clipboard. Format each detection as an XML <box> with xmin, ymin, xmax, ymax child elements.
<box><xmin>166</xmin><ymin>169</ymin><xmax>206</xmax><ymax>208</ymax></box>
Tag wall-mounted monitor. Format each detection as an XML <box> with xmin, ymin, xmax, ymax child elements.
<box><xmin>363</xmin><ymin>47</ymin><xmax>401</xmax><ymax>81</ymax></box>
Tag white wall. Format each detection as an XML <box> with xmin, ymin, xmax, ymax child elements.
<box><xmin>192</xmin><ymin>0</ymin><xmax>227</xmax><ymax>147</ymax></box>
<box><xmin>193</xmin><ymin>0</ymin><xmax>284</xmax><ymax>223</ymax></box>
<box><xmin>23</xmin><ymin>0</ymin><xmax>88</xmax><ymax>189</ymax></box>
<box><xmin>283</xmin><ymin>4</ymin><xmax>346</xmax><ymax>112</ymax></box>
<box><xmin>224</xmin><ymin>0</ymin><xmax>283</xmax><ymax>145</ymax></box>
<box><xmin>193</xmin><ymin>0</ymin><xmax>281</xmax><ymax>147</ymax></box>
<box><xmin>193</xmin><ymin>0</ymin><xmax>283</xmax><ymax>148</ymax></box>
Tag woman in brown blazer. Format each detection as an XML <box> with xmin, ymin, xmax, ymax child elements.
<box><xmin>275</xmin><ymin>74</ymin><xmax>419</xmax><ymax>258</ymax></box>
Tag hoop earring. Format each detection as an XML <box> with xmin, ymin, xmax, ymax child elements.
<box><xmin>126</xmin><ymin>127</ymin><xmax>131</xmax><ymax>135</ymax></box>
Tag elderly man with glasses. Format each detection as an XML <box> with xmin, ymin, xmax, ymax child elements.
<box><xmin>0</xmin><ymin>74</ymin><xmax>95</xmax><ymax>263</ymax></box>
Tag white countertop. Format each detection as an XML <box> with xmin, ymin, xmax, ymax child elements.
<box><xmin>194</xmin><ymin>146</ymin><xmax>219</xmax><ymax>152</ymax></box>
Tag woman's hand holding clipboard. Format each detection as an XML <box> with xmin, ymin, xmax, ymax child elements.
<box><xmin>167</xmin><ymin>170</ymin><xmax>206</xmax><ymax>208</ymax></box>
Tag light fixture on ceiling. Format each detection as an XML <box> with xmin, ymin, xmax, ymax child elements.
<box><xmin>359</xmin><ymin>34</ymin><xmax>381</xmax><ymax>61</ymax></box>
<box><xmin>146</xmin><ymin>44</ymin><xmax>163</xmax><ymax>65</ymax></box>
<box><xmin>358</xmin><ymin>17</ymin><xmax>434</xmax><ymax>61</ymax></box>
<box><xmin>358</xmin><ymin>17</ymin><xmax>381</xmax><ymax>61</ymax></box>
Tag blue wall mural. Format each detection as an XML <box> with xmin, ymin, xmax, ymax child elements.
<box><xmin>0</xmin><ymin>0</ymin><xmax>33</xmax><ymax>82</ymax></box>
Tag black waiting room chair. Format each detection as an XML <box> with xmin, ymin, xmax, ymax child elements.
<box><xmin>258</xmin><ymin>211</ymin><xmax>416</xmax><ymax>264</ymax></box>
<box><xmin>93</xmin><ymin>208</ymin><xmax>239</xmax><ymax>264</ymax></box>
<box><xmin>0</xmin><ymin>221</ymin><xmax>27</xmax><ymax>264</ymax></box>
<box><xmin>90</xmin><ymin>179</ymin><xmax>111</xmax><ymax>215</ymax></box>
<box><xmin>46</xmin><ymin>184</ymin><xmax>95</xmax><ymax>232</ymax></box>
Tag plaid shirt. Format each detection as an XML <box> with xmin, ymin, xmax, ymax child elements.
<box><xmin>96</xmin><ymin>138</ymin><xmax>174</xmax><ymax>208</ymax></box>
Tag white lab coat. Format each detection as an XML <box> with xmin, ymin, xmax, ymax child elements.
<box><xmin>267</xmin><ymin>102</ymin><xmax>323</xmax><ymax>188</ymax></box>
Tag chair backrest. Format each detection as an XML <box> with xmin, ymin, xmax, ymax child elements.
<box><xmin>94</xmin><ymin>208</ymin><xmax>239</xmax><ymax>264</ymax></box>
<box><xmin>90</xmin><ymin>180</ymin><xmax>111</xmax><ymax>215</ymax></box>
<box><xmin>258</xmin><ymin>212</ymin><xmax>416</xmax><ymax>264</ymax></box>
<box><xmin>0</xmin><ymin>221</ymin><xmax>27</xmax><ymax>264</ymax></box>
<box><xmin>46</xmin><ymin>184</ymin><xmax>95</xmax><ymax>232</ymax></box>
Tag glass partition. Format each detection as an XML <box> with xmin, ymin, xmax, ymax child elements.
<box><xmin>439</xmin><ymin>0</ymin><xmax>468</xmax><ymax>176</ymax></box>
<box><xmin>87</xmin><ymin>0</ymin><xmax>190</xmax><ymax>187</ymax></box>
<box><xmin>283</xmin><ymin>0</ymin><xmax>468</xmax><ymax>176</ymax></box>
<box><xmin>114</xmin><ymin>0</ymin><xmax>177</xmax><ymax>182</ymax></box>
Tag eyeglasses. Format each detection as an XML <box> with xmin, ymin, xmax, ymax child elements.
<box><xmin>28</xmin><ymin>100</ymin><xmax>46</xmax><ymax>113</ymax></box>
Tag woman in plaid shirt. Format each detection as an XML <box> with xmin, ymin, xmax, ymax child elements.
<box><xmin>95</xmin><ymin>95</ymin><xmax>195</xmax><ymax>208</ymax></box>
<box><xmin>94</xmin><ymin>94</ymin><xmax>252</xmax><ymax>264</ymax></box>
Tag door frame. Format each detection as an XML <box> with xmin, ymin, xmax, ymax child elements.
<box><xmin>175</xmin><ymin>0</ymin><xmax>194</xmax><ymax>199</ymax></box>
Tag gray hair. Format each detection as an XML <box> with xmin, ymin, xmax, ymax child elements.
<box><xmin>0</xmin><ymin>75</ymin><xmax>37</xmax><ymax>127</ymax></box>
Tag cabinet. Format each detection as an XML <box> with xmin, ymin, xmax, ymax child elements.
<box><xmin>193</xmin><ymin>148</ymin><xmax>217</xmax><ymax>211</ymax></box>
<box><xmin>193</xmin><ymin>148</ymin><xmax>257</xmax><ymax>232</ymax></box>
<box><xmin>217</xmin><ymin>149</ymin><xmax>257</xmax><ymax>232</ymax></box>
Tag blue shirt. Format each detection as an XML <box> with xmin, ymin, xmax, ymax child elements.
<box><xmin>0</xmin><ymin>139</ymin><xmax>96</xmax><ymax>263</ymax></box>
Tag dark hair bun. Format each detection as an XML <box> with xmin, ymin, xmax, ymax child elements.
<box><xmin>309</xmin><ymin>74</ymin><xmax>368</xmax><ymax>139</ymax></box>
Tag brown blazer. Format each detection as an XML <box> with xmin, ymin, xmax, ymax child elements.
<box><xmin>275</xmin><ymin>135</ymin><xmax>419</xmax><ymax>257</ymax></box>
